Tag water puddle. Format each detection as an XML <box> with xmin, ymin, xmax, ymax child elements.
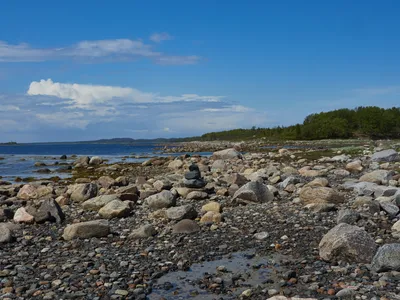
<box><xmin>148</xmin><ymin>250</ymin><xmax>287</xmax><ymax>300</ymax></box>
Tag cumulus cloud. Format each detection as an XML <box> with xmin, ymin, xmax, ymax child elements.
<box><xmin>0</xmin><ymin>39</ymin><xmax>200</xmax><ymax>65</ymax></box>
<box><xmin>201</xmin><ymin>105</ymin><xmax>252</xmax><ymax>113</ymax></box>
<box><xmin>27</xmin><ymin>79</ymin><xmax>223</xmax><ymax>108</ymax></box>
<box><xmin>0</xmin><ymin>105</ymin><xmax>20</xmax><ymax>111</ymax></box>
<box><xmin>150</xmin><ymin>32</ymin><xmax>173</xmax><ymax>43</ymax></box>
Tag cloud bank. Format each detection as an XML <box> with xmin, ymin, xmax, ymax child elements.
<box><xmin>0</xmin><ymin>38</ymin><xmax>200</xmax><ymax>65</ymax></box>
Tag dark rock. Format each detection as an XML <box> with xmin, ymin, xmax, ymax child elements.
<box><xmin>34</xmin><ymin>199</ymin><xmax>65</xmax><ymax>223</ymax></box>
<box><xmin>60</xmin><ymin>155</ymin><xmax>67</xmax><ymax>159</ymax></box>
<box><xmin>183</xmin><ymin>178</ymin><xmax>206</xmax><ymax>188</ymax></box>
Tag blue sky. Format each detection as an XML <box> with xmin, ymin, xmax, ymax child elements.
<box><xmin>0</xmin><ymin>0</ymin><xmax>399</xmax><ymax>142</ymax></box>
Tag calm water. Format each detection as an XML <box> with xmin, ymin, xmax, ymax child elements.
<box><xmin>0</xmin><ymin>143</ymin><xmax>208</xmax><ymax>182</ymax></box>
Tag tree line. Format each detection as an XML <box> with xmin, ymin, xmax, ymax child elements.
<box><xmin>200</xmin><ymin>106</ymin><xmax>400</xmax><ymax>141</ymax></box>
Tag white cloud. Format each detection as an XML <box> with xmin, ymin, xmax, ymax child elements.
<box><xmin>201</xmin><ymin>105</ymin><xmax>252</xmax><ymax>113</ymax></box>
<box><xmin>27</xmin><ymin>79</ymin><xmax>223</xmax><ymax>108</ymax></box>
<box><xmin>0</xmin><ymin>105</ymin><xmax>20</xmax><ymax>111</ymax></box>
<box><xmin>0</xmin><ymin>39</ymin><xmax>200</xmax><ymax>65</ymax></box>
<box><xmin>150</xmin><ymin>32</ymin><xmax>173</xmax><ymax>43</ymax></box>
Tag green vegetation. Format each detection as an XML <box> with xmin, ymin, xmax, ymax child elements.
<box><xmin>200</xmin><ymin>106</ymin><xmax>400</xmax><ymax>141</ymax></box>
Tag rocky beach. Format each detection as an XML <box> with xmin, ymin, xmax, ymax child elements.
<box><xmin>1</xmin><ymin>141</ymin><xmax>400</xmax><ymax>300</ymax></box>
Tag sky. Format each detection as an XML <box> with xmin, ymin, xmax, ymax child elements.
<box><xmin>0</xmin><ymin>0</ymin><xmax>400</xmax><ymax>142</ymax></box>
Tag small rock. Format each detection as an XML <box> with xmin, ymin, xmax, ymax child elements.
<box><xmin>62</xmin><ymin>220</ymin><xmax>110</xmax><ymax>240</ymax></box>
<box><xmin>172</xmin><ymin>219</ymin><xmax>200</xmax><ymax>234</ymax></box>
<box><xmin>129</xmin><ymin>224</ymin><xmax>157</xmax><ymax>239</ymax></box>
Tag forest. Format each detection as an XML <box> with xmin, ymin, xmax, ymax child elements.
<box><xmin>200</xmin><ymin>106</ymin><xmax>400</xmax><ymax>141</ymax></box>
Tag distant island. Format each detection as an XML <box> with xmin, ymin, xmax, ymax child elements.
<box><xmin>0</xmin><ymin>141</ymin><xmax>17</xmax><ymax>145</ymax></box>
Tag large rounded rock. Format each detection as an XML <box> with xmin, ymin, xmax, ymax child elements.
<box><xmin>212</xmin><ymin>148</ymin><xmax>242</xmax><ymax>160</ymax></box>
<box><xmin>319</xmin><ymin>223</ymin><xmax>376</xmax><ymax>263</ymax></box>
<box><xmin>345</xmin><ymin>160</ymin><xmax>363</xmax><ymax>173</ymax></box>
<box><xmin>371</xmin><ymin>149</ymin><xmax>400</xmax><ymax>162</ymax></box>
<box><xmin>129</xmin><ymin>224</ymin><xmax>157</xmax><ymax>239</ymax></box>
<box><xmin>172</xmin><ymin>219</ymin><xmax>200</xmax><ymax>234</ymax></box>
<box><xmin>166</xmin><ymin>205</ymin><xmax>198</xmax><ymax>221</ymax></box>
<box><xmin>62</xmin><ymin>220</ymin><xmax>109</xmax><ymax>240</ymax></box>
<box><xmin>0</xmin><ymin>223</ymin><xmax>14</xmax><ymax>243</ymax></box>
<box><xmin>359</xmin><ymin>170</ymin><xmax>391</xmax><ymax>184</ymax></box>
<box><xmin>145</xmin><ymin>190</ymin><xmax>176</xmax><ymax>210</ymax></box>
<box><xmin>17</xmin><ymin>184</ymin><xmax>53</xmax><ymax>200</ymax></box>
<box><xmin>82</xmin><ymin>194</ymin><xmax>120</xmax><ymax>211</ymax></box>
<box><xmin>70</xmin><ymin>183</ymin><xmax>98</xmax><ymax>202</ymax></box>
<box><xmin>232</xmin><ymin>181</ymin><xmax>274</xmax><ymax>205</ymax></box>
<box><xmin>371</xmin><ymin>244</ymin><xmax>400</xmax><ymax>272</ymax></box>
<box><xmin>34</xmin><ymin>199</ymin><xmax>65</xmax><ymax>223</ymax></box>
<box><xmin>73</xmin><ymin>156</ymin><xmax>90</xmax><ymax>166</ymax></box>
<box><xmin>168</xmin><ymin>159</ymin><xmax>184</xmax><ymax>170</ymax></box>
<box><xmin>13</xmin><ymin>207</ymin><xmax>34</xmax><ymax>224</ymax></box>
<box><xmin>98</xmin><ymin>200</ymin><xmax>133</xmax><ymax>219</ymax></box>
<box><xmin>300</xmin><ymin>186</ymin><xmax>344</xmax><ymax>205</ymax></box>
<box><xmin>89</xmin><ymin>156</ymin><xmax>103</xmax><ymax>165</ymax></box>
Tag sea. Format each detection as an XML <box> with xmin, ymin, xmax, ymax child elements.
<box><xmin>0</xmin><ymin>143</ymin><xmax>209</xmax><ymax>182</ymax></box>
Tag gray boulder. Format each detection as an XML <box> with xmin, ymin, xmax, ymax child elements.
<box><xmin>34</xmin><ymin>199</ymin><xmax>65</xmax><ymax>223</ymax></box>
<box><xmin>232</xmin><ymin>181</ymin><xmax>274</xmax><ymax>205</ymax></box>
<box><xmin>89</xmin><ymin>156</ymin><xmax>103</xmax><ymax>165</ymax></box>
<box><xmin>172</xmin><ymin>219</ymin><xmax>200</xmax><ymax>234</ymax></box>
<box><xmin>337</xmin><ymin>209</ymin><xmax>360</xmax><ymax>225</ymax></box>
<box><xmin>0</xmin><ymin>223</ymin><xmax>14</xmax><ymax>243</ymax></box>
<box><xmin>300</xmin><ymin>186</ymin><xmax>344</xmax><ymax>205</ymax></box>
<box><xmin>73</xmin><ymin>156</ymin><xmax>90</xmax><ymax>166</ymax></box>
<box><xmin>70</xmin><ymin>183</ymin><xmax>98</xmax><ymax>202</ymax></box>
<box><xmin>98</xmin><ymin>200</ymin><xmax>133</xmax><ymax>219</ymax></box>
<box><xmin>145</xmin><ymin>190</ymin><xmax>176</xmax><ymax>210</ymax></box>
<box><xmin>166</xmin><ymin>205</ymin><xmax>198</xmax><ymax>221</ymax></box>
<box><xmin>129</xmin><ymin>224</ymin><xmax>157</xmax><ymax>239</ymax></box>
<box><xmin>183</xmin><ymin>178</ymin><xmax>206</xmax><ymax>188</ymax></box>
<box><xmin>62</xmin><ymin>220</ymin><xmax>110</xmax><ymax>240</ymax></box>
<box><xmin>380</xmin><ymin>202</ymin><xmax>399</xmax><ymax>218</ymax></box>
<box><xmin>372</xmin><ymin>244</ymin><xmax>400</xmax><ymax>272</ymax></box>
<box><xmin>371</xmin><ymin>149</ymin><xmax>400</xmax><ymax>162</ymax></box>
<box><xmin>319</xmin><ymin>223</ymin><xmax>376</xmax><ymax>263</ymax></box>
<box><xmin>359</xmin><ymin>170</ymin><xmax>391</xmax><ymax>184</ymax></box>
<box><xmin>82</xmin><ymin>194</ymin><xmax>120</xmax><ymax>211</ymax></box>
<box><xmin>212</xmin><ymin>148</ymin><xmax>242</xmax><ymax>160</ymax></box>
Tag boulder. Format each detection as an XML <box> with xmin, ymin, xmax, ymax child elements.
<box><xmin>172</xmin><ymin>219</ymin><xmax>200</xmax><ymax>234</ymax></box>
<box><xmin>62</xmin><ymin>220</ymin><xmax>110</xmax><ymax>240</ymax></box>
<box><xmin>212</xmin><ymin>148</ymin><xmax>242</xmax><ymax>160</ymax></box>
<box><xmin>13</xmin><ymin>207</ymin><xmax>34</xmax><ymax>224</ymax></box>
<box><xmin>185</xmin><ymin>164</ymin><xmax>201</xmax><ymax>180</ymax></box>
<box><xmin>337</xmin><ymin>209</ymin><xmax>360</xmax><ymax>225</ymax></box>
<box><xmin>168</xmin><ymin>159</ymin><xmax>184</xmax><ymax>170</ymax></box>
<box><xmin>371</xmin><ymin>244</ymin><xmax>400</xmax><ymax>272</ymax></box>
<box><xmin>82</xmin><ymin>195</ymin><xmax>121</xmax><ymax>211</ymax></box>
<box><xmin>98</xmin><ymin>200</ymin><xmax>133</xmax><ymax>219</ymax></box>
<box><xmin>34</xmin><ymin>199</ymin><xmax>65</xmax><ymax>223</ymax></box>
<box><xmin>359</xmin><ymin>170</ymin><xmax>391</xmax><ymax>184</ymax></box>
<box><xmin>371</xmin><ymin>149</ymin><xmax>400</xmax><ymax>162</ymax></box>
<box><xmin>166</xmin><ymin>205</ymin><xmax>198</xmax><ymax>221</ymax></box>
<box><xmin>300</xmin><ymin>186</ymin><xmax>344</xmax><ymax>205</ymax></box>
<box><xmin>305</xmin><ymin>178</ymin><xmax>329</xmax><ymax>188</ymax></box>
<box><xmin>145</xmin><ymin>190</ymin><xmax>176</xmax><ymax>210</ymax></box>
<box><xmin>183</xmin><ymin>178</ymin><xmax>206</xmax><ymax>188</ymax></box>
<box><xmin>201</xmin><ymin>201</ymin><xmax>221</xmax><ymax>213</ymax></box>
<box><xmin>380</xmin><ymin>202</ymin><xmax>399</xmax><ymax>218</ymax></box>
<box><xmin>345</xmin><ymin>160</ymin><xmax>363</xmax><ymax>173</ymax></box>
<box><xmin>0</xmin><ymin>223</ymin><xmax>14</xmax><ymax>243</ymax></box>
<box><xmin>97</xmin><ymin>176</ymin><xmax>116</xmax><ymax>189</ymax></box>
<box><xmin>187</xmin><ymin>191</ymin><xmax>208</xmax><ymax>200</ymax></box>
<box><xmin>319</xmin><ymin>223</ymin><xmax>376</xmax><ymax>263</ymax></box>
<box><xmin>70</xmin><ymin>183</ymin><xmax>98</xmax><ymax>202</ymax></box>
<box><xmin>73</xmin><ymin>156</ymin><xmax>90</xmax><ymax>166</ymax></box>
<box><xmin>232</xmin><ymin>181</ymin><xmax>274</xmax><ymax>205</ymax></box>
<box><xmin>17</xmin><ymin>184</ymin><xmax>53</xmax><ymax>200</ymax></box>
<box><xmin>200</xmin><ymin>211</ymin><xmax>222</xmax><ymax>223</ymax></box>
<box><xmin>89</xmin><ymin>156</ymin><xmax>103</xmax><ymax>165</ymax></box>
<box><xmin>129</xmin><ymin>224</ymin><xmax>157</xmax><ymax>239</ymax></box>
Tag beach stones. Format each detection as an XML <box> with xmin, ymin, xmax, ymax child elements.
<box><xmin>300</xmin><ymin>186</ymin><xmax>344</xmax><ymax>205</ymax></box>
<box><xmin>337</xmin><ymin>209</ymin><xmax>360</xmax><ymax>225</ymax></box>
<box><xmin>232</xmin><ymin>181</ymin><xmax>274</xmax><ymax>205</ymax></box>
<box><xmin>82</xmin><ymin>194</ymin><xmax>120</xmax><ymax>211</ymax></box>
<box><xmin>129</xmin><ymin>224</ymin><xmax>157</xmax><ymax>239</ymax></box>
<box><xmin>62</xmin><ymin>220</ymin><xmax>110</xmax><ymax>240</ymax></box>
<box><xmin>172</xmin><ymin>219</ymin><xmax>200</xmax><ymax>234</ymax></box>
<box><xmin>98</xmin><ymin>200</ymin><xmax>134</xmax><ymax>219</ymax></box>
<box><xmin>34</xmin><ymin>199</ymin><xmax>65</xmax><ymax>223</ymax></box>
<box><xmin>0</xmin><ymin>223</ymin><xmax>14</xmax><ymax>243</ymax></box>
<box><xmin>319</xmin><ymin>223</ymin><xmax>376</xmax><ymax>263</ymax></box>
<box><xmin>372</xmin><ymin>244</ymin><xmax>400</xmax><ymax>272</ymax></box>
<box><xmin>13</xmin><ymin>207</ymin><xmax>34</xmax><ymax>224</ymax></box>
<box><xmin>371</xmin><ymin>149</ymin><xmax>400</xmax><ymax>162</ymax></box>
<box><xmin>17</xmin><ymin>184</ymin><xmax>53</xmax><ymax>200</ymax></box>
<box><xmin>89</xmin><ymin>156</ymin><xmax>103</xmax><ymax>165</ymax></box>
<box><xmin>69</xmin><ymin>183</ymin><xmax>98</xmax><ymax>202</ymax></box>
<box><xmin>359</xmin><ymin>170</ymin><xmax>391</xmax><ymax>184</ymax></box>
<box><xmin>166</xmin><ymin>204</ymin><xmax>197</xmax><ymax>220</ymax></box>
<box><xmin>212</xmin><ymin>148</ymin><xmax>242</xmax><ymax>160</ymax></box>
<box><xmin>145</xmin><ymin>190</ymin><xmax>177</xmax><ymax>210</ymax></box>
